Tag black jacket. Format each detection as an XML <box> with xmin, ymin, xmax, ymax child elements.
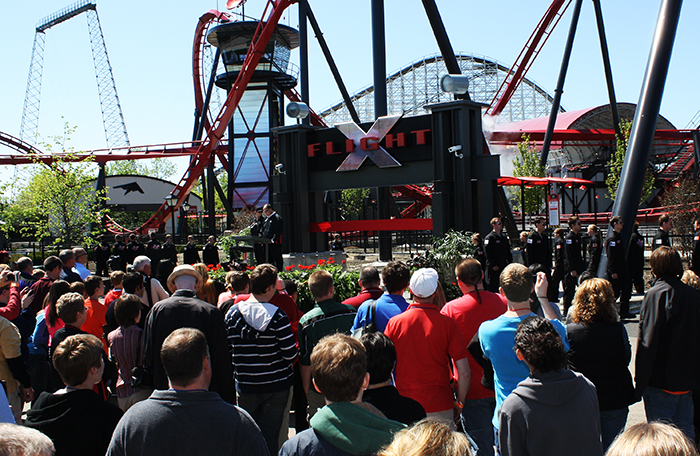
<box><xmin>183</xmin><ymin>242</ymin><xmax>201</xmax><ymax>265</ymax></box>
<box><xmin>605</xmin><ymin>230</ymin><xmax>625</xmax><ymax>277</ymax></box>
<box><xmin>525</xmin><ymin>231</ymin><xmax>551</xmax><ymax>268</ymax></box>
<box><xmin>586</xmin><ymin>234</ymin><xmax>602</xmax><ymax>273</ymax></box>
<box><xmin>262</xmin><ymin>212</ymin><xmax>284</xmax><ymax>244</ymax></box>
<box><xmin>634</xmin><ymin>276</ymin><xmax>700</xmax><ymax>397</ymax></box>
<box><xmin>564</xmin><ymin>231</ymin><xmax>584</xmax><ymax>274</ymax></box>
<box><xmin>628</xmin><ymin>231</ymin><xmax>645</xmax><ymax>271</ymax></box>
<box><xmin>567</xmin><ymin>321</ymin><xmax>635</xmax><ymax>410</ymax></box>
<box><xmin>652</xmin><ymin>228</ymin><xmax>670</xmax><ymax>251</ymax></box>
<box><xmin>143</xmin><ymin>289</ymin><xmax>235</xmax><ymax>403</ymax></box>
<box><xmin>484</xmin><ymin>231</ymin><xmax>512</xmax><ymax>282</ymax></box>
<box><xmin>692</xmin><ymin>230</ymin><xmax>700</xmax><ymax>275</ymax></box>
<box><xmin>26</xmin><ymin>389</ymin><xmax>122</xmax><ymax>456</ymax></box>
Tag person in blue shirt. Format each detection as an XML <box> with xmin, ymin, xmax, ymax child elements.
<box><xmin>352</xmin><ymin>261</ymin><xmax>410</xmax><ymax>333</ymax></box>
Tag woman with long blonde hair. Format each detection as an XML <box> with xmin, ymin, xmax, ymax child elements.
<box><xmin>566</xmin><ymin>278</ymin><xmax>635</xmax><ymax>451</ymax></box>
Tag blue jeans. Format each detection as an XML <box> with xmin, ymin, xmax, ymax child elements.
<box><xmin>238</xmin><ymin>388</ymin><xmax>291</xmax><ymax>456</ymax></box>
<box><xmin>643</xmin><ymin>386</ymin><xmax>694</xmax><ymax>442</ymax></box>
<box><xmin>600</xmin><ymin>408</ymin><xmax>628</xmax><ymax>451</ymax></box>
<box><xmin>461</xmin><ymin>397</ymin><xmax>496</xmax><ymax>456</ymax></box>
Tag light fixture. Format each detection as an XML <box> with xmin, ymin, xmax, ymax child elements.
<box><xmin>440</xmin><ymin>74</ymin><xmax>470</xmax><ymax>95</ymax></box>
<box><xmin>182</xmin><ymin>201</ymin><xmax>191</xmax><ymax>212</ymax></box>
<box><xmin>286</xmin><ymin>102</ymin><xmax>309</xmax><ymax>119</ymax></box>
<box><xmin>165</xmin><ymin>193</ymin><xmax>178</xmax><ymax>208</ymax></box>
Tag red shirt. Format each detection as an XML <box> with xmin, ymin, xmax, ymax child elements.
<box><xmin>342</xmin><ymin>287</ymin><xmax>384</xmax><ymax>309</ymax></box>
<box><xmin>234</xmin><ymin>292</ymin><xmax>301</xmax><ymax>340</ymax></box>
<box><xmin>385</xmin><ymin>302</ymin><xmax>470</xmax><ymax>413</ymax></box>
<box><xmin>104</xmin><ymin>289</ymin><xmax>122</xmax><ymax>308</ymax></box>
<box><xmin>84</xmin><ymin>298</ymin><xmax>109</xmax><ymax>351</ymax></box>
<box><xmin>441</xmin><ymin>290</ymin><xmax>507</xmax><ymax>399</ymax></box>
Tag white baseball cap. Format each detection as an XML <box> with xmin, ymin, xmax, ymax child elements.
<box><xmin>409</xmin><ymin>268</ymin><xmax>439</xmax><ymax>298</ymax></box>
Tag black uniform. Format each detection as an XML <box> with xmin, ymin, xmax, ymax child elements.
<box><xmin>563</xmin><ymin>230</ymin><xmax>584</xmax><ymax>313</ymax></box>
<box><xmin>112</xmin><ymin>240</ymin><xmax>128</xmax><ymax>272</ymax></box>
<box><xmin>484</xmin><ymin>230</ymin><xmax>512</xmax><ymax>292</ymax></box>
<box><xmin>161</xmin><ymin>240</ymin><xmax>178</xmax><ymax>266</ymax></box>
<box><xmin>549</xmin><ymin>236</ymin><xmax>566</xmax><ymax>303</ymax></box>
<box><xmin>146</xmin><ymin>238</ymin><xmax>162</xmax><ymax>266</ymax></box>
<box><xmin>605</xmin><ymin>230</ymin><xmax>629</xmax><ymax>315</ymax></box>
<box><xmin>652</xmin><ymin>228</ymin><xmax>670</xmax><ymax>251</ymax></box>
<box><xmin>93</xmin><ymin>241</ymin><xmax>111</xmax><ymax>276</ymax></box>
<box><xmin>262</xmin><ymin>212</ymin><xmax>284</xmax><ymax>270</ymax></box>
<box><xmin>692</xmin><ymin>230</ymin><xmax>700</xmax><ymax>276</ymax></box>
<box><xmin>628</xmin><ymin>230</ymin><xmax>645</xmax><ymax>293</ymax></box>
<box><xmin>586</xmin><ymin>234</ymin><xmax>602</xmax><ymax>275</ymax></box>
<box><xmin>183</xmin><ymin>241</ymin><xmax>201</xmax><ymax>265</ymax></box>
<box><xmin>525</xmin><ymin>231</ymin><xmax>551</xmax><ymax>269</ymax></box>
<box><xmin>474</xmin><ymin>243</ymin><xmax>487</xmax><ymax>274</ymax></box>
<box><xmin>203</xmin><ymin>243</ymin><xmax>219</xmax><ymax>266</ymax></box>
<box><xmin>126</xmin><ymin>238</ymin><xmax>145</xmax><ymax>266</ymax></box>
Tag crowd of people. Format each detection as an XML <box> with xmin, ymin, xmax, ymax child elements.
<box><xmin>0</xmin><ymin>211</ymin><xmax>700</xmax><ymax>456</ymax></box>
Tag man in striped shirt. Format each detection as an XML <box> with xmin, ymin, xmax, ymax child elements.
<box><xmin>225</xmin><ymin>263</ymin><xmax>297</xmax><ymax>456</ymax></box>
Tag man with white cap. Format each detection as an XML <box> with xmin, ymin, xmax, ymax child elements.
<box><xmin>143</xmin><ymin>264</ymin><xmax>235</xmax><ymax>403</ymax></box>
<box><xmin>384</xmin><ymin>268</ymin><xmax>470</xmax><ymax>424</ymax></box>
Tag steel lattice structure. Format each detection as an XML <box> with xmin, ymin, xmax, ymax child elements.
<box><xmin>319</xmin><ymin>53</ymin><xmax>562</xmax><ymax>125</ymax></box>
<box><xmin>19</xmin><ymin>0</ymin><xmax>129</xmax><ymax>149</ymax></box>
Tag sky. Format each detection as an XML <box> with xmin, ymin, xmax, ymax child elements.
<box><xmin>0</xmin><ymin>0</ymin><xmax>698</xmax><ymax>184</ymax></box>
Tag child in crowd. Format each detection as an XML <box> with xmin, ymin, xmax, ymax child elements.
<box><xmin>104</xmin><ymin>271</ymin><xmax>125</xmax><ymax>308</ymax></box>
<box><xmin>26</xmin><ymin>334</ymin><xmax>123</xmax><ymax>456</ymax></box>
<box><xmin>108</xmin><ymin>294</ymin><xmax>152</xmax><ymax>411</ymax></box>
<box><xmin>69</xmin><ymin>281</ymin><xmax>86</xmax><ymax>297</ymax></box>
<box><xmin>83</xmin><ymin>276</ymin><xmax>108</xmax><ymax>351</ymax></box>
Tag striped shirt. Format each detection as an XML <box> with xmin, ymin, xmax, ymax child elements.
<box><xmin>226</xmin><ymin>299</ymin><xmax>297</xmax><ymax>394</ymax></box>
<box><xmin>107</xmin><ymin>325</ymin><xmax>143</xmax><ymax>399</ymax></box>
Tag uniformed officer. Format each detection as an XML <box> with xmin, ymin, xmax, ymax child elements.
<box><xmin>525</xmin><ymin>217</ymin><xmax>551</xmax><ymax>270</ymax></box>
<box><xmin>586</xmin><ymin>224</ymin><xmax>602</xmax><ymax>275</ymax></box>
<box><xmin>628</xmin><ymin>221</ymin><xmax>645</xmax><ymax>294</ymax></box>
<box><xmin>484</xmin><ymin>216</ymin><xmax>512</xmax><ymax>292</ymax></box>
<box><xmin>549</xmin><ymin>228</ymin><xmax>566</xmax><ymax>303</ymax></box>
<box><xmin>563</xmin><ymin>216</ymin><xmax>584</xmax><ymax>315</ymax></box>
<box><xmin>605</xmin><ymin>216</ymin><xmax>632</xmax><ymax>318</ymax></box>
<box><xmin>691</xmin><ymin>219</ymin><xmax>700</xmax><ymax>275</ymax></box>
<box><xmin>652</xmin><ymin>214</ymin><xmax>672</xmax><ymax>251</ymax></box>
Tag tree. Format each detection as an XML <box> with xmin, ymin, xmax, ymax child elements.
<box><xmin>606</xmin><ymin>119</ymin><xmax>655</xmax><ymax>202</ymax></box>
<box><xmin>106</xmin><ymin>158</ymin><xmax>176</xmax><ymax>180</ymax></box>
<box><xmin>660</xmin><ymin>172</ymin><xmax>700</xmax><ymax>255</ymax></box>
<box><xmin>511</xmin><ymin>134</ymin><xmax>545</xmax><ymax>214</ymax></box>
<box><xmin>340</xmin><ymin>188</ymin><xmax>370</xmax><ymax>220</ymax></box>
<box><xmin>0</xmin><ymin>124</ymin><xmax>107</xmax><ymax>247</ymax></box>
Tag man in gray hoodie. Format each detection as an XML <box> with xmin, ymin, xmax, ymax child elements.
<box><xmin>499</xmin><ymin>316</ymin><xmax>602</xmax><ymax>456</ymax></box>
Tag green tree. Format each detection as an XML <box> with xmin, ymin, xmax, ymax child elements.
<box><xmin>340</xmin><ymin>188</ymin><xmax>370</xmax><ymax>220</ymax></box>
<box><xmin>0</xmin><ymin>124</ymin><xmax>107</xmax><ymax>247</ymax></box>
<box><xmin>511</xmin><ymin>134</ymin><xmax>545</xmax><ymax>214</ymax></box>
<box><xmin>106</xmin><ymin>158</ymin><xmax>176</xmax><ymax>180</ymax></box>
<box><xmin>606</xmin><ymin>119</ymin><xmax>655</xmax><ymax>202</ymax></box>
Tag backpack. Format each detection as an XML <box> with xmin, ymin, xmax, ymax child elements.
<box><xmin>351</xmin><ymin>300</ymin><xmax>378</xmax><ymax>339</ymax></box>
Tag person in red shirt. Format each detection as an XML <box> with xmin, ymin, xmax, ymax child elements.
<box><xmin>104</xmin><ymin>271</ymin><xmax>125</xmax><ymax>308</ymax></box>
<box><xmin>441</xmin><ymin>258</ymin><xmax>507</xmax><ymax>456</ymax></box>
<box><xmin>385</xmin><ymin>268</ymin><xmax>470</xmax><ymax>425</ymax></box>
<box><xmin>82</xmin><ymin>276</ymin><xmax>108</xmax><ymax>351</ymax></box>
<box><xmin>342</xmin><ymin>266</ymin><xmax>383</xmax><ymax>309</ymax></box>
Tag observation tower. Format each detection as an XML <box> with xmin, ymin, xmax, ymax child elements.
<box><xmin>206</xmin><ymin>21</ymin><xmax>300</xmax><ymax>210</ymax></box>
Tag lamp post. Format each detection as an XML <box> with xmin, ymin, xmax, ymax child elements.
<box><xmin>181</xmin><ymin>201</ymin><xmax>191</xmax><ymax>239</ymax></box>
<box><xmin>165</xmin><ymin>193</ymin><xmax>178</xmax><ymax>240</ymax></box>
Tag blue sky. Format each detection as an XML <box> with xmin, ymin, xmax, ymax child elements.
<box><xmin>0</xmin><ymin>0</ymin><xmax>697</xmax><ymax>180</ymax></box>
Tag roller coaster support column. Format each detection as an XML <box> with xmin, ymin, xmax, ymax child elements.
<box><xmin>597</xmin><ymin>0</ymin><xmax>683</xmax><ymax>278</ymax></box>
<box><xmin>592</xmin><ymin>0</ymin><xmax>621</xmax><ymax>138</ymax></box>
<box><xmin>298</xmin><ymin>0</ymin><xmax>310</xmax><ymax>125</ymax></box>
<box><xmin>539</xmin><ymin>0</ymin><xmax>583</xmax><ymax>168</ymax></box>
<box><xmin>372</xmin><ymin>0</ymin><xmax>393</xmax><ymax>261</ymax></box>
<box><xmin>420</xmin><ymin>0</ymin><xmax>470</xmax><ymax>101</ymax></box>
